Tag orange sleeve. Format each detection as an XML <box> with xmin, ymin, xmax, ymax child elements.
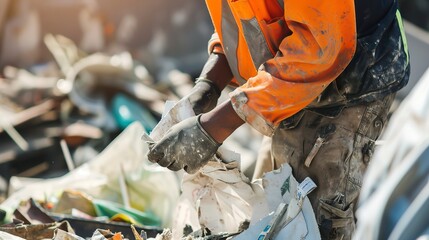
<box><xmin>230</xmin><ymin>0</ymin><xmax>357</xmax><ymax>136</ymax></box>
<box><xmin>207</xmin><ymin>32</ymin><xmax>224</xmax><ymax>55</ymax></box>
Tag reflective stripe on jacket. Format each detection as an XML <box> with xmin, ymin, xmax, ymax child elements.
<box><xmin>205</xmin><ymin>0</ymin><xmax>357</xmax><ymax>136</ymax></box>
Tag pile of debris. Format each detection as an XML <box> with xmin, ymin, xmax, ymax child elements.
<box><xmin>0</xmin><ymin>33</ymin><xmax>192</xmax><ymax>238</ymax></box>
<box><xmin>0</xmin><ymin>33</ymin><xmax>185</xmax><ymax>185</ymax></box>
<box><xmin>0</xmin><ymin>31</ymin><xmax>265</xmax><ymax>239</ymax></box>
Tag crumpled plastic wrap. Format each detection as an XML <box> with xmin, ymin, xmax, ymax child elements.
<box><xmin>172</xmin><ymin>157</ymin><xmax>255</xmax><ymax>238</ymax></box>
<box><xmin>142</xmin><ymin>99</ymin><xmax>254</xmax><ymax>238</ymax></box>
<box><xmin>2</xmin><ymin>122</ymin><xmax>180</xmax><ymax>227</ymax></box>
<box><xmin>171</xmin><ymin>162</ymin><xmax>321</xmax><ymax>240</ymax></box>
<box><xmin>235</xmin><ymin>165</ymin><xmax>320</xmax><ymax>240</ymax></box>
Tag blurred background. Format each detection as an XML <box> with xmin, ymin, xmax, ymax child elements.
<box><xmin>0</xmin><ymin>0</ymin><xmax>262</xmax><ymax>204</ymax></box>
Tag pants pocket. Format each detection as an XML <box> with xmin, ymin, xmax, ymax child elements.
<box><xmin>318</xmin><ymin>199</ymin><xmax>355</xmax><ymax>240</ymax></box>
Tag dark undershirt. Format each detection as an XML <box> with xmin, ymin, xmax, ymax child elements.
<box><xmin>354</xmin><ymin>0</ymin><xmax>394</xmax><ymax>37</ymax></box>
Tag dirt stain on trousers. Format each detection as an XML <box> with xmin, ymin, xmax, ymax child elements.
<box><xmin>269</xmin><ymin>93</ymin><xmax>395</xmax><ymax>240</ymax></box>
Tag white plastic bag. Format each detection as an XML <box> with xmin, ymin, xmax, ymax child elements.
<box><xmin>148</xmin><ymin>99</ymin><xmax>320</xmax><ymax>239</ymax></box>
<box><xmin>235</xmin><ymin>164</ymin><xmax>320</xmax><ymax>240</ymax></box>
<box><xmin>145</xmin><ymin>99</ymin><xmax>255</xmax><ymax>238</ymax></box>
<box><xmin>3</xmin><ymin>122</ymin><xmax>180</xmax><ymax>227</ymax></box>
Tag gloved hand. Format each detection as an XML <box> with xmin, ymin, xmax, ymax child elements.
<box><xmin>186</xmin><ymin>78</ymin><xmax>221</xmax><ymax>115</ymax></box>
<box><xmin>147</xmin><ymin>115</ymin><xmax>221</xmax><ymax>173</ymax></box>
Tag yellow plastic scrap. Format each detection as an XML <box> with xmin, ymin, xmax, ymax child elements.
<box><xmin>110</xmin><ymin>213</ymin><xmax>138</xmax><ymax>225</ymax></box>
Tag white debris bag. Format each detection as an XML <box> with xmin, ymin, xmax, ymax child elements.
<box><xmin>148</xmin><ymin>99</ymin><xmax>320</xmax><ymax>239</ymax></box>
<box><xmin>235</xmin><ymin>165</ymin><xmax>320</xmax><ymax>240</ymax></box>
<box><xmin>172</xmin><ymin>153</ymin><xmax>256</xmax><ymax>238</ymax></box>
<box><xmin>143</xmin><ymin>99</ymin><xmax>255</xmax><ymax>238</ymax></box>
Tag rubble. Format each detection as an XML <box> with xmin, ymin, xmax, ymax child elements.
<box><xmin>0</xmin><ymin>27</ymin><xmax>186</xmax><ymax>236</ymax></box>
<box><xmin>0</xmin><ymin>19</ymin><xmax>263</xmax><ymax>238</ymax></box>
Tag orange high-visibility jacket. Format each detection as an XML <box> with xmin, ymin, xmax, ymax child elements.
<box><xmin>205</xmin><ymin>0</ymin><xmax>357</xmax><ymax>136</ymax></box>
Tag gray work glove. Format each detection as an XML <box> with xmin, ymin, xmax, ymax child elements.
<box><xmin>147</xmin><ymin>115</ymin><xmax>221</xmax><ymax>173</ymax></box>
<box><xmin>186</xmin><ymin>78</ymin><xmax>221</xmax><ymax>115</ymax></box>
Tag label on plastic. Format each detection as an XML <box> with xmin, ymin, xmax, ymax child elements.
<box><xmin>297</xmin><ymin>177</ymin><xmax>317</xmax><ymax>201</ymax></box>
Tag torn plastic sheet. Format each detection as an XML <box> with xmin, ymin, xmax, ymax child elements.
<box><xmin>0</xmin><ymin>231</ymin><xmax>25</xmax><ymax>240</ymax></box>
<box><xmin>154</xmin><ymin>164</ymin><xmax>320</xmax><ymax>240</ymax></box>
<box><xmin>90</xmin><ymin>229</ymin><xmax>125</xmax><ymax>240</ymax></box>
<box><xmin>234</xmin><ymin>165</ymin><xmax>320</xmax><ymax>240</ymax></box>
<box><xmin>171</xmin><ymin>158</ymin><xmax>255</xmax><ymax>239</ymax></box>
<box><xmin>146</xmin><ymin>99</ymin><xmax>319</xmax><ymax>239</ymax></box>
<box><xmin>53</xmin><ymin>229</ymin><xmax>85</xmax><ymax>240</ymax></box>
<box><xmin>142</xmin><ymin>99</ymin><xmax>252</xmax><ymax>238</ymax></box>
<box><xmin>2</xmin><ymin>122</ymin><xmax>180</xmax><ymax>227</ymax></box>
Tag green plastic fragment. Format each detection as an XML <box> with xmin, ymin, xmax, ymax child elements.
<box><xmin>93</xmin><ymin>199</ymin><xmax>161</xmax><ymax>227</ymax></box>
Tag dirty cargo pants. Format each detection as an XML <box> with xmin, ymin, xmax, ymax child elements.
<box><xmin>270</xmin><ymin>94</ymin><xmax>395</xmax><ymax>240</ymax></box>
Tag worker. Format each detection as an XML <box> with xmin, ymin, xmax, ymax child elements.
<box><xmin>147</xmin><ymin>0</ymin><xmax>410</xmax><ymax>239</ymax></box>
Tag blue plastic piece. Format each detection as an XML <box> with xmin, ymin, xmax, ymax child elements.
<box><xmin>111</xmin><ymin>94</ymin><xmax>158</xmax><ymax>132</ymax></box>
